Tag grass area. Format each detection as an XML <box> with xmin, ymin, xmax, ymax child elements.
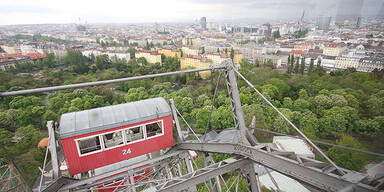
<box><xmin>256</xmin><ymin>137</ymin><xmax>273</xmax><ymax>143</ymax></box>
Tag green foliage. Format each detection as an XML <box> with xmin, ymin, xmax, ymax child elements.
<box><xmin>137</xmin><ymin>57</ymin><xmax>148</xmax><ymax>65</ymax></box>
<box><xmin>95</xmin><ymin>54</ymin><xmax>111</xmax><ymax>70</ymax></box>
<box><xmin>294</xmin><ymin>57</ymin><xmax>300</xmax><ymax>73</ymax></box>
<box><xmin>298</xmin><ymin>111</ymin><xmax>319</xmax><ymax>139</ymax></box>
<box><xmin>294</xmin><ymin>29</ymin><xmax>308</xmax><ymax>38</ymax></box>
<box><xmin>211</xmin><ymin>105</ymin><xmax>234</xmax><ymax>129</ymax></box>
<box><xmin>63</xmin><ymin>49</ymin><xmax>89</xmax><ymax>74</ymax></box>
<box><xmin>272</xmin><ymin>108</ymin><xmax>294</xmax><ymax>133</ymax></box>
<box><xmin>13</xmin><ymin>125</ymin><xmax>44</xmax><ymax>154</ymax></box>
<box><xmin>308</xmin><ymin>58</ymin><xmax>314</xmax><ymax>75</ymax></box>
<box><xmin>326</xmin><ymin>136</ymin><xmax>365</xmax><ymax>171</ymax></box>
<box><xmin>365</xmin><ymin>90</ymin><xmax>384</xmax><ymax>117</ymax></box>
<box><xmin>0</xmin><ymin>128</ymin><xmax>13</xmax><ymax>145</ymax></box>
<box><xmin>299</xmin><ymin>57</ymin><xmax>305</xmax><ymax>75</ymax></box>
<box><xmin>318</xmin><ymin>107</ymin><xmax>348</xmax><ymax>137</ymax></box>
<box><xmin>127</xmin><ymin>48</ymin><xmax>136</xmax><ymax>59</ymax></box>
<box><xmin>191</xmin><ymin>106</ymin><xmax>210</xmax><ymax>132</ymax></box>
<box><xmin>124</xmin><ymin>87</ymin><xmax>150</xmax><ymax>102</ymax></box>
<box><xmin>272</xmin><ymin>30</ymin><xmax>281</xmax><ymax>39</ymax></box>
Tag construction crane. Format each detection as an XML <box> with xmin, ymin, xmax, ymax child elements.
<box><xmin>0</xmin><ymin>61</ymin><xmax>383</xmax><ymax>192</ymax></box>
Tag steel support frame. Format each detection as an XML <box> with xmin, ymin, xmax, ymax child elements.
<box><xmin>58</xmin><ymin>150</ymin><xmax>184</xmax><ymax>191</ymax></box>
<box><xmin>154</xmin><ymin>158</ymin><xmax>254</xmax><ymax>192</ymax></box>
<box><xmin>47</xmin><ymin>121</ymin><xmax>60</xmax><ymax>180</ymax></box>
<box><xmin>177</xmin><ymin>142</ymin><xmax>379</xmax><ymax>192</ymax></box>
<box><xmin>223</xmin><ymin>61</ymin><xmax>257</xmax><ymax>146</ymax></box>
<box><xmin>169</xmin><ymin>99</ymin><xmax>197</xmax><ymax>192</ymax></box>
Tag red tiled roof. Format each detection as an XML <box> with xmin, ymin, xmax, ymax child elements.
<box><xmin>185</xmin><ymin>55</ymin><xmax>203</xmax><ymax>60</ymax></box>
<box><xmin>0</xmin><ymin>52</ymin><xmax>45</xmax><ymax>60</ymax></box>
<box><xmin>293</xmin><ymin>43</ymin><xmax>311</xmax><ymax>46</ymax></box>
<box><xmin>136</xmin><ymin>49</ymin><xmax>160</xmax><ymax>55</ymax></box>
<box><xmin>308</xmin><ymin>49</ymin><xmax>323</xmax><ymax>53</ymax></box>
<box><xmin>324</xmin><ymin>42</ymin><xmax>344</xmax><ymax>47</ymax></box>
<box><xmin>26</xmin><ymin>53</ymin><xmax>46</xmax><ymax>60</ymax></box>
<box><xmin>290</xmin><ymin>49</ymin><xmax>308</xmax><ymax>55</ymax></box>
<box><xmin>368</xmin><ymin>46</ymin><xmax>384</xmax><ymax>50</ymax></box>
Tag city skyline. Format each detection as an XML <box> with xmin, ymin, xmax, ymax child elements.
<box><xmin>0</xmin><ymin>0</ymin><xmax>383</xmax><ymax>25</ymax></box>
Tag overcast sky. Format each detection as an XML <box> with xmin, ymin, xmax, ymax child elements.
<box><xmin>0</xmin><ymin>0</ymin><xmax>383</xmax><ymax>25</ymax></box>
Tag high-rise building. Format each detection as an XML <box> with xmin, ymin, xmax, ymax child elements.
<box><xmin>262</xmin><ymin>23</ymin><xmax>271</xmax><ymax>37</ymax></box>
<box><xmin>316</xmin><ymin>16</ymin><xmax>331</xmax><ymax>31</ymax></box>
<box><xmin>200</xmin><ymin>17</ymin><xmax>207</xmax><ymax>30</ymax></box>
<box><xmin>335</xmin><ymin>0</ymin><xmax>363</xmax><ymax>27</ymax></box>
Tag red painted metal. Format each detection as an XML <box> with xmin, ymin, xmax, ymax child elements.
<box><xmin>96</xmin><ymin>166</ymin><xmax>152</xmax><ymax>192</ymax></box>
<box><xmin>60</xmin><ymin>116</ymin><xmax>173</xmax><ymax>176</ymax></box>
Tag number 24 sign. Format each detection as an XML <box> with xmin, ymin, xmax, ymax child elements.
<box><xmin>122</xmin><ymin>148</ymin><xmax>132</xmax><ymax>155</ymax></box>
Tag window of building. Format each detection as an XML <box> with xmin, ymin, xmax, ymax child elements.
<box><xmin>77</xmin><ymin>136</ymin><xmax>102</xmax><ymax>155</ymax></box>
<box><xmin>102</xmin><ymin>130</ymin><xmax>124</xmax><ymax>149</ymax></box>
<box><xmin>125</xmin><ymin>126</ymin><xmax>144</xmax><ymax>143</ymax></box>
<box><xmin>146</xmin><ymin>121</ymin><xmax>163</xmax><ymax>138</ymax></box>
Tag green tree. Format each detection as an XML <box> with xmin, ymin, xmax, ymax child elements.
<box><xmin>312</xmin><ymin>94</ymin><xmax>333</xmax><ymax>115</ymax></box>
<box><xmin>254</xmin><ymin>59</ymin><xmax>260</xmax><ymax>67</ymax></box>
<box><xmin>287</xmin><ymin>55</ymin><xmax>291</xmax><ymax>74</ymax></box>
<box><xmin>299</xmin><ymin>57</ymin><xmax>305</xmax><ymax>74</ymax></box>
<box><xmin>0</xmin><ymin>129</ymin><xmax>13</xmax><ymax>145</ymax></box>
<box><xmin>293</xmin><ymin>98</ymin><xmax>310</xmax><ymax>112</ymax></box>
<box><xmin>318</xmin><ymin>107</ymin><xmax>348</xmax><ymax>137</ymax></box>
<box><xmin>282</xmin><ymin>97</ymin><xmax>293</xmax><ymax>109</ymax></box>
<box><xmin>124</xmin><ymin>87</ymin><xmax>149</xmax><ymax>102</ymax></box>
<box><xmin>266</xmin><ymin>59</ymin><xmax>275</xmax><ymax>69</ymax></box>
<box><xmin>211</xmin><ymin>105</ymin><xmax>234</xmax><ymax>130</ymax></box>
<box><xmin>179</xmin><ymin>48</ymin><xmax>183</xmax><ymax>57</ymax></box>
<box><xmin>127</xmin><ymin>48</ymin><xmax>136</xmax><ymax>59</ymax></box>
<box><xmin>272</xmin><ymin>108</ymin><xmax>294</xmax><ymax>133</ymax></box>
<box><xmin>14</xmin><ymin>125</ymin><xmax>44</xmax><ymax>154</ymax></box>
<box><xmin>192</xmin><ymin>107</ymin><xmax>210</xmax><ymax>132</ymax></box>
<box><xmin>308</xmin><ymin>58</ymin><xmax>314</xmax><ymax>75</ymax></box>
<box><xmin>298</xmin><ymin>111</ymin><xmax>319</xmax><ymax>139</ymax></box>
<box><xmin>42</xmin><ymin>53</ymin><xmax>56</xmax><ymax>68</ymax></box>
<box><xmin>326</xmin><ymin>136</ymin><xmax>364</xmax><ymax>171</ymax></box>
<box><xmin>63</xmin><ymin>49</ymin><xmax>88</xmax><ymax>74</ymax></box>
<box><xmin>290</xmin><ymin>55</ymin><xmax>294</xmax><ymax>73</ymax></box>
<box><xmin>95</xmin><ymin>54</ymin><xmax>111</xmax><ymax>70</ymax></box>
<box><xmin>230</xmin><ymin>48</ymin><xmax>234</xmax><ymax>61</ymax></box>
<box><xmin>137</xmin><ymin>57</ymin><xmax>148</xmax><ymax>65</ymax></box>
<box><xmin>294</xmin><ymin>57</ymin><xmax>300</xmax><ymax>73</ymax></box>
<box><xmin>272</xmin><ymin>30</ymin><xmax>281</xmax><ymax>39</ymax></box>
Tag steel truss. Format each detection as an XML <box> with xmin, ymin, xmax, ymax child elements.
<box><xmin>153</xmin><ymin>158</ymin><xmax>254</xmax><ymax>192</ymax></box>
<box><xmin>177</xmin><ymin>142</ymin><xmax>381</xmax><ymax>192</ymax></box>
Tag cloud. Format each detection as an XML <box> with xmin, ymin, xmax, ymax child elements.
<box><xmin>0</xmin><ymin>0</ymin><xmax>382</xmax><ymax>25</ymax></box>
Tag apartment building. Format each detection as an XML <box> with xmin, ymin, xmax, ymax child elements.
<box><xmin>135</xmin><ymin>50</ymin><xmax>162</xmax><ymax>64</ymax></box>
<box><xmin>182</xmin><ymin>46</ymin><xmax>199</xmax><ymax>56</ymax></box>
<box><xmin>205</xmin><ymin>52</ymin><xmax>229</xmax><ymax>66</ymax></box>
<box><xmin>0</xmin><ymin>52</ymin><xmax>46</xmax><ymax>71</ymax></box>
<box><xmin>335</xmin><ymin>57</ymin><xmax>360</xmax><ymax>69</ymax></box>
<box><xmin>323</xmin><ymin>43</ymin><xmax>347</xmax><ymax>56</ymax></box>
<box><xmin>158</xmin><ymin>48</ymin><xmax>181</xmax><ymax>58</ymax></box>
<box><xmin>180</xmin><ymin>55</ymin><xmax>212</xmax><ymax>79</ymax></box>
<box><xmin>357</xmin><ymin>57</ymin><xmax>384</xmax><ymax>72</ymax></box>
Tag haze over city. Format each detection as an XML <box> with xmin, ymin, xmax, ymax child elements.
<box><xmin>1</xmin><ymin>0</ymin><xmax>383</xmax><ymax>25</ymax></box>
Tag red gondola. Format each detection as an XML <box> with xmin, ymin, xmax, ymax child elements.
<box><xmin>58</xmin><ymin>97</ymin><xmax>174</xmax><ymax>177</ymax></box>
